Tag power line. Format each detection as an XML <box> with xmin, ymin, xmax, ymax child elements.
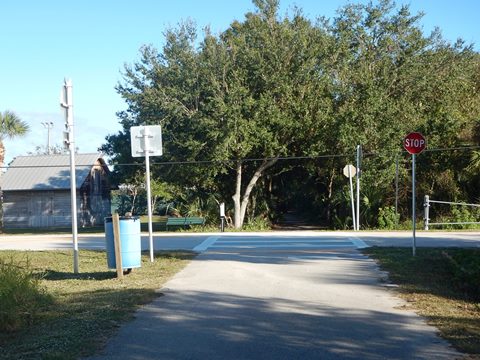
<box><xmin>3</xmin><ymin>144</ymin><xmax>480</xmax><ymax>169</ymax></box>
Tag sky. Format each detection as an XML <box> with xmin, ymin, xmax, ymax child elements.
<box><xmin>1</xmin><ymin>0</ymin><xmax>479</xmax><ymax>167</ymax></box>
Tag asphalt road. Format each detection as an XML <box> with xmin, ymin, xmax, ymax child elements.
<box><xmin>1</xmin><ymin>230</ymin><xmax>479</xmax><ymax>251</ymax></box>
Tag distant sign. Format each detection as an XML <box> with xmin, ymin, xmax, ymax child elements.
<box><xmin>404</xmin><ymin>132</ymin><xmax>426</xmax><ymax>155</ymax></box>
<box><xmin>343</xmin><ymin>164</ymin><xmax>356</xmax><ymax>178</ymax></box>
<box><xmin>130</xmin><ymin>125</ymin><xmax>163</xmax><ymax>158</ymax></box>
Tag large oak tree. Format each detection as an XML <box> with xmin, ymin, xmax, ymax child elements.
<box><xmin>103</xmin><ymin>0</ymin><xmax>479</xmax><ymax>228</ymax></box>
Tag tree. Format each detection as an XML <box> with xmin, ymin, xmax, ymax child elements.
<box><xmin>103</xmin><ymin>0</ymin><xmax>480</xmax><ymax>229</ymax></box>
<box><xmin>104</xmin><ymin>0</ymin><xmax>333</xmax><ymax>228</ymax></box>
<box><xmin>317</xmin><ymin>0</ymin><xmax>480</xmax><ymax>226</ymax></box>
<box><xmin>149</xmin><ymin>179</ymin><xmax>176</xmax><ymax>214</ymax></box>
<box><xmin>0</xmin><ymin>111</ymin><xmax>29</xmax><ymax>168</ymax></box>
<box><xmin>27</xmin><ymin>144</ymin><xmax>68</xmax><ymax>156</ymax></box>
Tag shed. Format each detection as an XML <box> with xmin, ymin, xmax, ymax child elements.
<box><xmin>1</xmin><ymin>153</ymin><xmax>111</xmax><ymax>229</ymax></box>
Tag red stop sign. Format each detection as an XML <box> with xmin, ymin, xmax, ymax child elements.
<box><xmin>404</xmin><ymin>132</ymin><xmax>426</xmax><ymax>154</ymax></box>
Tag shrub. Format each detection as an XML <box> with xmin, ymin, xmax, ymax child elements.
<box><xmin>0</xmin><ymin>256</ymin><xmax>52</xmax><ymax>332</ymax></box>
<box><xmin>243</xmin><ymin>216</ymin><xmax>272</xmax><ymax>231</ymax></box>
<box><xmin>377</xmin><ymin>206</ymin><xmax>399</xmax><ymax>230</ymax></box>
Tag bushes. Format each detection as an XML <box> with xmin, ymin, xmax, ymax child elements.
<box><xmin>377</xmin><ymin>206</ymin><xmax>400</xmax><ymax>230</ymax></box>
<box><xmin>0</xmin><ymin>256</ymin><xmax>51</xmax><ymax>332</ymax></box>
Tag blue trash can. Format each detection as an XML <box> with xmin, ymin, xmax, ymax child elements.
<box><xmin>105</xmin><ymin>216</ymin><xmax>142</xmax><ymax>270</ymax></box>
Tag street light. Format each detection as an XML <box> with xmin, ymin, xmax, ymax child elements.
<box><xmin>41</xmin><ymin>121</ymin><xmax>54</xmax><ymax>155</ymax></box>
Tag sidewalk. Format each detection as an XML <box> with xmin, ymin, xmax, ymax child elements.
<box><xmin>85</xmin><ymin>244</ymin><xmax>460</xmax><ymax>360</ymax></box>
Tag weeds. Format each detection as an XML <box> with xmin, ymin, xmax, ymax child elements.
<box><xmin>0</xmin><ymin>250</ymin><xmax>194</xmax><ymax>360</ymax></box>
<box><xmin>0</xmin><ymin>256</ymin><xmax>52</xmax><ymax>332</ymax></box>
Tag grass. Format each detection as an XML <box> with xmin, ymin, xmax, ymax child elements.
<box><xmin>363</xmin><ymin>247</ymin><xmax>480</xmax><ymax>355</ymax></box>
<box><xmin>0</xmin><ymin>257</ymin><xmax>53</xmax><ymax>332</ymax></box>
<box><xmin>0</xmin><ymin>249</ymin><xmax>195</xmax><ymax>360</ymax></box>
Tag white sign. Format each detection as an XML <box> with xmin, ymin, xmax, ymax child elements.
<box><xmin>130</xmin><ymin>125</ymin><xmax>163</xmax><ymax>157</ymax></box>
<box><xmin>343</xmin><ymin>164</ymin><xmax>356</xmax><ymax>178</ymax></box>
<box><xmin>220</xmin><ymin>203</ymin><xmax>225</xmax><ymax>217</ymax></box>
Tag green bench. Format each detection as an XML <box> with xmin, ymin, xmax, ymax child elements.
<box><xmin>165</xmin><ymin>217</ymin><xmax>205</xmax><ymax>230</ymax></box>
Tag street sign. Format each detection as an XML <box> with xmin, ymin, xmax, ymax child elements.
<box><xmin>404</xmin><ymin>132</ymin><xmax>426</xmax><ymax>154</ymax></box>
<box><xmin>343</xmin><ymin>164</ymin><xmax>356</xmax><ymax>178</ymax></box>
<box><xmin>343</xmin><ymin>164</ymin><xmax>357</xmax><ymax>230</ymax></box>
<box><xmin>130</xmin><ymin>125</ymin><xmax>163</xmax><ymax>157</ymax></box>
<box><xmin>404</xmin><ymin>132</ymin><xmax>427</xmax><ymax>257</ymax></box>
<box><xmin>129</xmin><ymin>125</ymin><xmax>163</xmax><ymax>263</ymax></box>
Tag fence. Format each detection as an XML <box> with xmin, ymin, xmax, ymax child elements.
<box><xmin>423</xmin><ymin>195</ymin><xmax>480</xmax><ymax>230</ymax></box>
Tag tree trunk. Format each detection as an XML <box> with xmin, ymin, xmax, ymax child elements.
<box><xmin>326</xmin><ymin>167</ymin><xmax>336</xmax><ymax>226</ymax></box>
<box><xmin>233</xmin><ymin>160</ymin><xmax>242</xmax><ymax>228</ymax></box>
<box><xmin>232</xmin><ymin>157</ymin><xmax>278</xmax><ymax>229</ymax></box>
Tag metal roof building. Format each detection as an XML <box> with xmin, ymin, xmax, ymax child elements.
<box><xmin>1</xmin><ymin>153</ymin><xmax>106</xmax><ymax>190</ymax></box>
<box><xmin>1</xmin><ymin>153</ymin><xmax>111</xmax><ymax>229</ymax></box>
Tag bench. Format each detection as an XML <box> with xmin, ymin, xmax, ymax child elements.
<box><xmin>165</xmin><ymin>217</ymin><xmax>205</xmax><ymax>230</ymax></box>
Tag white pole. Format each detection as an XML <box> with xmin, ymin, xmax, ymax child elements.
<box><xmin>348</xmin><ymin>166</ymin><xmax>356</xmax><ymax>231</ymax></box>
<box><xmin>143</xmin><ymin>127</ymin><xmax>154</xmax><ymax>262</ymax></box>
<box><xmin>47</xmin><ymin>125</ymin><xmax>51</xmax><ymax>155</ymax></box>
<box><xmin>395</xmin><ymin>155</ymin><xmax>399</xmax><ymax>227</ymax></box>
<box><xmin>356</xmin><ymin>145</ymin><xmax>361</xmax><ymax>231</ymax></box>
<box><xmin>42</xmin><ymin>122</ymin><xmax>53</xmax><ymax>155</ymax></box>
<box><xmin>64</xmin><ymin>79</ymin><xmax>79</xmax><ymax>273</ymax></box>
<box><xmin>412</xmin><ymin>154</ymin><xmax>416</xmax><ymax>256</ymax></box>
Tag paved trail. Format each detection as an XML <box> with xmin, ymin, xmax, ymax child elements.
<box><xmin>85</xmin><ymin>234</ymin><xmax>460</xmax><ymax>360</ymax></box>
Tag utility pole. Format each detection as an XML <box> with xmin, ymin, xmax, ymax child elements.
<box><xmin>41</xmin><ymin>121</ymin><xmax>54</xmax><ymax>154</ymax></box>
<box><xmin>356</xmin><ymin>145</ymin><xmax>362</xmax><ymax>231</ymax></box>
<box><xmin>60</xmin><ymin>78</ymin><xmax>79</xmax><ymax>273</ymax></box>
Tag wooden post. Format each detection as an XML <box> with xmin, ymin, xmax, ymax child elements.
<box><xmin>112</xmin><ymin>213</ymin><xmax>123</xmax><ymax>278</ymax></box>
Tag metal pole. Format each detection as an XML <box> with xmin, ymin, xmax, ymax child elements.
<box><xmin>348</xmin><ymin>166</ymin><xmax>356</xmax><ymax>231</ymax></box>
<box><xmin>41</xmin><ymin>122</ymin><xmax>53</xmax><ymax>155</ymax></box>
<box><xmin>412</xmin><ymin>154</ymin><xmax>416</xmax><ymax>256</ymax></box>
<box><xmin>356</xmin><ymin>145</ymin><xmax>361</xmax><ymax>231</ymax></box>
<box><xmin>424</xmin><ymin>195</ymin><xmax>430</xmax><ymax>230</ymax></box>
<box><xmin>220</xmin><ymin>202</ymin><xmax>225</xmax><ymax>232</ymax></box>
<box><xmin>395</xmin><ymin>155</ymin><xmax>399</xmax><ymax>227</ymax></box>
<box><xmin>64</xmin><ymin>79</ymin><xmax>79</xmax><ymax>273</ymax></box>
<box><xmin>47</xmin><ymin>125</ymin><xmax>51</xmax><ymax>155</ymax></box>
<box><xmin>143</xmin><ymin>127</ymin><xmax>154</xmax><ymax>262</ymax></box>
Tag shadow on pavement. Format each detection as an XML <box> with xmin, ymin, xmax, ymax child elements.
<box><xmin>87</xmin><ymin>288</ymin><xmax>458</xmax><ymax>360</ymax></box>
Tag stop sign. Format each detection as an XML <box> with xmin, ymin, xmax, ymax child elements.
<box><xmin>404</xmin><ymin>132</ymin><xmax>426</xmax><ymax>154</ymax></box>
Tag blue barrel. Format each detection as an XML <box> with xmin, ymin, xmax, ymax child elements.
<box><xmin>105</xmin><ymin>216</ymin><xmax>141</xmax><ymax>269</ymax></box>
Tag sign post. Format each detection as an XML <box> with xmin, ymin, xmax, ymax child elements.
<box><xmin>356</xmin><ymin>145</ymin><xmax>362</xmax><ymax>231</ymax></box>
<box><xmin>220</xmin><ymin>202</ymin><xmax>225</xmax><ymax>232</ymax></box>
<box><xmin>131</xmin><ymin>125</ymin><xmax>163</xmax><ymax>262</ymax></box>
<box><xmin>60</xmin><ymin>78</ymin><xmax>79</xmax><ymax>274</ymax></box>
<box><xmin>403</xmin><ymin>132</ymin><xmax>426</xmax><ymax>256</ymax></box>
<box><xmin>343</xmin><ymin>164</ymin><xmax>357</xmax><ymax>230</ymax></box>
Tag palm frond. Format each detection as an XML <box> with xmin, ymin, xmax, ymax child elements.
<box><xmin>0</xmin><ymin>111</ymin><xmax>29</xmax><ymax>139</ymax></box>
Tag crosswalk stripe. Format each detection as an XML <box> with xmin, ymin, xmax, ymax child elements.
<box><xmin>214</xmin><ymin>239</ymin><xmax>350</xmax><ymax>244</ymax></box>
<box><xmin>349</xmin><ymin>236</ymin><xmax>369</xmax><ymax>249</ymax></box>
<box><xmin>194</xmin><ymin>235</ymin><xmax>368</xmax><ymax>252</ymax></box>
<box><xmin>211</xmin><ymin>244</ymin><xmax>354</xmax><ymax>249</ymax></box>
<box><xmin>193</xmin><ymin>236</ymin><xmax>219</xmax><ymax>252</ymax></box>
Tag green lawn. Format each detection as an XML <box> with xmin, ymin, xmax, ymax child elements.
<box><xmin>0</xmin><ymin>250</ymin><xmax>195</xmax><ymax>360</ymax></box>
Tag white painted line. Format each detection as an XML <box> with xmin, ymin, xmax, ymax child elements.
<box><xmin>214</xmin><ymin>239</ymin><xmax>351</xmax><ymax>244</ymax></box>
<box><xmin>211</xmin><ymin>244</ymin><xmax>354</xmax><ymax>249</ymax></box>
<box><xmin>349</xmin><ymin>236</ymin><xmax>369</xmax><ymax>249</ymax></box>
<box><xmin>193</xmin><ymin>236</ymin><xmax>219</xmax><ymax>252</ymax></box>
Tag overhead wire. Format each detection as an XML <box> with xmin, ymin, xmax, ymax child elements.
<box><xmin>3</xmin><ymin>144</ymin><xmax>480</xmax><ymax>169</ymax></box>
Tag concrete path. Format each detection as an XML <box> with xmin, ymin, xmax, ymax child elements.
<box><xmin>85</xmin><ymin>235</ymin><xmax>460</xmax><ymax>360</ymax></box>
